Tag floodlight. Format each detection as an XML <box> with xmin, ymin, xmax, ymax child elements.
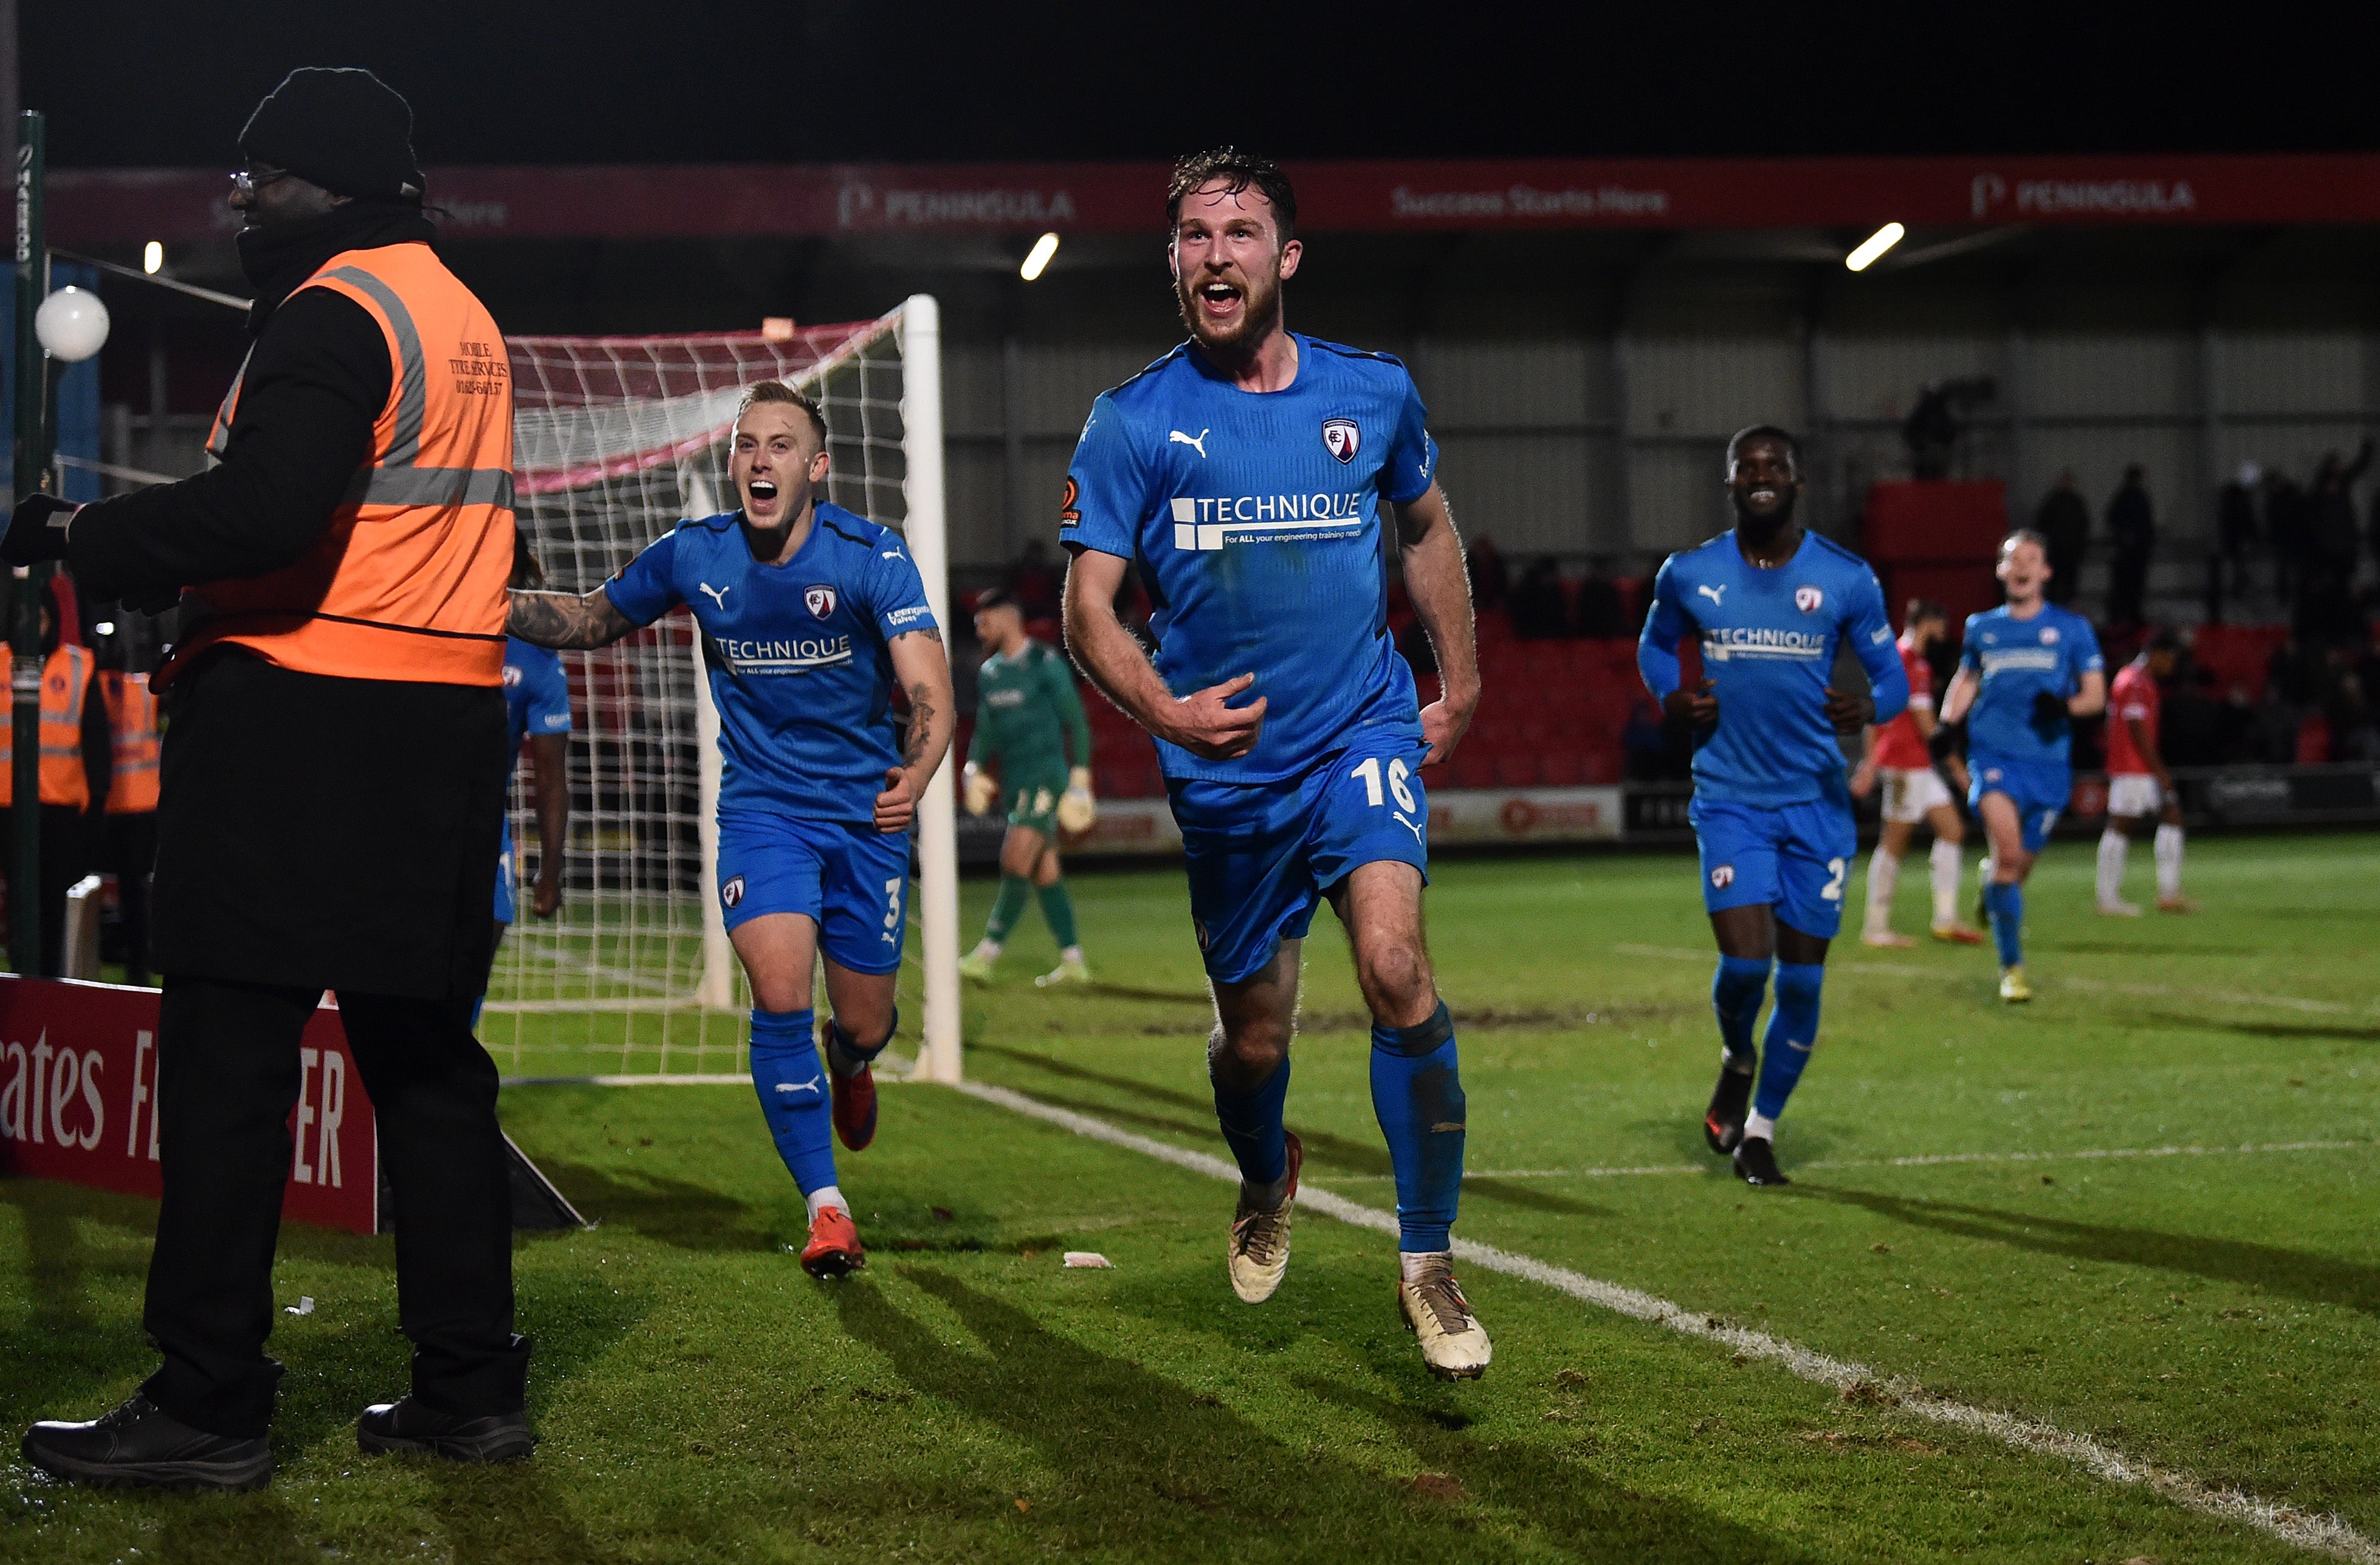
<box><xmin>143</xmin><ymin>241</ymin><xmax>163</xmax><ymax>275</ymax></box>
<box><xmin>1845</xmin><ymin>223</ymin><xmax>1905</xmax><ymax>272</ymax></box>
<box><xmin>1020</xmin><ymin>232</ymin><xmax>1060</xmax><ymax>281</ymax></box>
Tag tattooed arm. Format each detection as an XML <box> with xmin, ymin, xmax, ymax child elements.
<box><xmin>507</xmin><ymin>588</ymin><xmax>639</xmax><ymax>649</ymax></box>
<box><xmin>875</xmin><ymin>627</ymin><xmax>955</xmax><ymax>833</ymax></box>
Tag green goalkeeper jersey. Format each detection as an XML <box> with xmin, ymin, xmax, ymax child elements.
<box><xmin>968</xmin><ymin>638</ymin><xmax>1092</xmax><ymax>785</ymax></box>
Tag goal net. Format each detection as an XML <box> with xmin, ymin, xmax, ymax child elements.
<box><xmin>482</xmin><ymin>296</ymin><xmax>960</xmax><ymax>1084</ymax></box>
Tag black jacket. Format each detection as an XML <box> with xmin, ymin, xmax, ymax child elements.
<box><xmin>60</xmin><ymin>207</ymin><xmax>506</xmax><ymax>998</ymax></box>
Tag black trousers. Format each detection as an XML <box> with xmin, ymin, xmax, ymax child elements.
<box><xmin>103</xmin><ymin>810</ymin><xmax>157</xmax><ymax>985</ymax></box>
<box><xmin>1</xmin><ymin>803</ymin><xmax>94</xmax><ymax>978</ymax></box>
<box><xmin>140</xmin><ymin>976</ymin><xmax>528</xmax><ymax>1437</ymax></box>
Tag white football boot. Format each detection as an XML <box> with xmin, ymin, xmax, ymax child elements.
<box><xmin>1226</xmin><ymin>1132</ymin><xmax>1302</xmax><ymax>1304</ymax></box>
<box><xmin>1398</xmin><ymin>1253</ymin><xmax>1492</xmax><ymax>1380</ymax></box>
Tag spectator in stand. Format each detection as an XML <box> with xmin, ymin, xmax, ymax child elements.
<box><xmin>2105</xmin><ymin>465</ymin><xmax>2156</xmax><ymax>627</ymax></box>
<box><xmin>2321</xmin><ymin>642</ymin><xmax>2379</xmax><ymax>762</ymax></box>
<box><xmin>1465</xmin><ymin>533</ymin><xmax>1508</xmax><ymax>613</ymax></box>
<box><xmin>2265</xmin><ymin>468</ymin><xmax>2309</xmax><ymax>608</ymax></box>
<box><xmin>1572</xmin><ymin>562</ymin><xmax>1628</xmax><ymax>638</ymax></box>
<box><xmin>2217</xmin><ymin>462</ymin><xmax>2260</xmax><ymax>607</ymax></box>
<box><xmin>2308</xmin><ymin>440</ymin><xmax>2370</xmax><ymax>582</ymax></box>
<box><xmin>1508</xmin><ymin>556</ymin><xmax>1569</xmax><ymax>639</ymax></box>
<box><xmin>2035</xmin><ymin>471</ymin><xmax>2090</xmax><ymax>607</ymax></box>
<box><xmin>1005</xmin><ymin>536</ymin><xmax>1061</xmax><ymax>622</ymax></box>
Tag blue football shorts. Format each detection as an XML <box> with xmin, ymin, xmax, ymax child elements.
<box><xmin>1169</xmin><ymin>732</ymin><xmax>1432</xmax><ymax>985</ymax></box>
<box><xmin>715</xmin><ymin>810</ymin><xmax>912</xmax><ymax>975</ymax></box>
<box><xmin>1968</xmin><ymin>754</ymin><xmax>2069</xmax><ymax>856</ymax></box>
<box><xmin>1689</xmin><ymin>791</ymin><xmax>1859</xmax><ymax>941</ymax></box>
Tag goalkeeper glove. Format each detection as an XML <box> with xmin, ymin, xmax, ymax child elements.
<box><xmin>962</xmin><ymin>763</ymin><xmax>997</xmax><ymax>816</ymax></box>
<box><xmin>2</xmin><ymin>495</ymin><xmax>77</xmax><ymax>566</ymax></box>
<box><xmin>2028</xmin><ymin>689</ymin><xmax>2071</xmax><ymax>742</ymax></box>
<box><xmin>1056</xmin><ymin>766</ymin><xmax>1096</xmax><ymax>833</ymax></box>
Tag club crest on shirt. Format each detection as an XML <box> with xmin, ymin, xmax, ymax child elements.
<box><xmin>1710</xmin><ymin>864</ymin><xmax>1735</xmax><ymax>889</ymax></box>
<box><xmin>1795</xmin><ymin>585</ymin><xmax>1824</xmax><ymax>613</ymax></box>
<box><xmin>805</xmin><ymin>585</ymin><xmax>837</xmax><ymax>620</ymax></box>
<box><xmin>721</xmin><ymin>875</ymin><xmax>746</xmax><ymax>909</ymax></box>
<box><xmin>2039</xmin><ymin>626</ymin><xmax>2059</xmax><ymax>644</ymax></box>
<box><xmin>1321</xmin><ymin>418</ymin><xmax>1360</xmax><ymax>464</ymax></box>
<box><xmin>501</xmin><ymin>664</ymin><xmax>522</xmax><ymax>687</ymax></box>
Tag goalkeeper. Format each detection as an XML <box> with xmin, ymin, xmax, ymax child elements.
<box><xmin>958</xmin><ymin>588</ymin><xmax>1096</xmax><ymax>987</ymax></box>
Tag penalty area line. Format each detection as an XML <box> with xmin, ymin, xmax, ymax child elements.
<box><xmin>952</xmin><ymin>1076</ymin><xmax>2378</xmax><ymax>1564</ymax></box>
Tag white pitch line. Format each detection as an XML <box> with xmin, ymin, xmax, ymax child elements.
<box><xmin>1612</xmin><ymin>943</ymin><xmax>2378</xmax><ymax>1016</ymax></box>
<box><xmin>952</xmin><ymin>1076</ymin><xmax>2378</xmax><ymax>1563</ymax></box>
<box><xmin>1328</xmin><ymin>1137</ymin><xmax>2371</xmax><ymax>1182</ymax></box>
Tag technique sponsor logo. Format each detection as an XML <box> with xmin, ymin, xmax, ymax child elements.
<box><xmin>717</xmin><ymin>633</ymin><xmax>854</xmax><ymax>673</ymax></box>
<box><xmin>1699</xmin><ymin>627</ymin><xmax>1828</xmax><ymax>661</ymax></box>
<box><xmin>1168</xmin><ymin>490</ymin><xmax>1367</xmax><ymax>551</ymax></box>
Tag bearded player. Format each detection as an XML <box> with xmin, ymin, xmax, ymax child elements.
<box><xmin>1850</xmin><ymin>599</ymin><xmax>1982</xmax><ymax>947</ymax></box>
<box><xmin>1938</xmin><ymin>529</ymin><xmax>2106</xmax><ymax>1002</ymax></box>
<box><xmin>1639</xmin><ymin>426</ymin><xmax>1908</xmax><ymax>1186</ymax></box>
<box><xmin>1061</xmin><ymin>149</ymin><xmax>1490</xmax><ymax>1378</ymax></box>
<box><xmin>2096</xmin><ymin>628</ymin><xmax>2193</xmax><ymax>915</ymax></box>
<box><xmin>507</xmin><ymin>382</ymin><xmax>954</xmax><ymax>1277</ymax></box>
<box><xmin>958</xmin><ymin>586</ymin><xmax>1098</xmax><ymax>986</ymax></box>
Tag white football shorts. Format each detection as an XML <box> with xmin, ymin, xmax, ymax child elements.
<box><xmin>1880</xmin><ymin>765</ymin><xmax>1954</xmax><ymax>824</ymax></box>
<box><xmin>2106</xmin><ymin>772</ymin><xmax>2163</xmax><ymax>818</ymax></box>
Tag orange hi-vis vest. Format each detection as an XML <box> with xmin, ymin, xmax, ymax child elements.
<box><xmin>98</xmin><ymin>669</ymin><xmax>160</xmax><ymax>814</ymax></box>
<box><xmin>173</xmin><ymin>241</ymin><xmax>515</xmax><ymax>687</ymax></box>
<box><xmin>0</xmin><ymin>644</ymin><xmax>95</xmax><ymax>810</ymax></box>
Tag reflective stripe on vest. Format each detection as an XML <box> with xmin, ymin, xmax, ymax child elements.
<box><xmin>0</xmin><ymin>645</ymin><xmax>93</xmax><ymax>810</ymax></box>
<box><xmin>98</xmin><ymin>669</ymin><xmax>160</xmax><ymax>814</ymax></box>
<box><xmin>171</xmin><ymin>242</ymin><xmax>514</xmax><ymax>688</ymax></box>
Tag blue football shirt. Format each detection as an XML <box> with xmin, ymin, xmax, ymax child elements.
<box><xmin>1638</xmin><ymin>531</ymin><xmax>1909</xmax><ymax>805</ymax></box>
<box><xmin>1959</xmin><ymin>602</ymin><xmax>2104</xmax><ymax>768</ymax></box>
<box><xmin>1061</xmin><ymin>335</ymin><xmax>1437</xmax><ymax>783</ymax></box>
<box><xmin>503</xmin><ymin>636</ymin><xmax>573</xmax><ymax>766</ymax></box>
<box><xmin>605</xmin><ymin>502</ymin><xmax>938</xmax><ymax>823</ymax></box>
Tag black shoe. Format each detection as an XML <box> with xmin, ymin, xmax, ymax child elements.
<box><xmin>357</xmin><ymin>1396</ymin><xmax>535</xmax><ymax>1463</ymax></box>
<box><xmin>1732</xmin><ymin>1135</ymin><xmax>1790</xmax><ymax>1187</ymax></box>
<box><xmin>1704</xmin><ymin>1065</ymin><xmax>1754</xmax><ymax>1155</ymax></box>
<box><xmin>21</xmin><ymin>1394</ymin><xmax>272</xmax><ymax>1492</ymax></box>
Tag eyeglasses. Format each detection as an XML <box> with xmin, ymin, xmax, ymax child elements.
<box><xmin>229</xmin><ymin>167</ymin><xmax>290</xmax><ymax>198</ymax></box>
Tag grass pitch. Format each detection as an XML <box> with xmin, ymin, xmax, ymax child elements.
<box><xmin>5</xmin><ymin>832</ymin><xmax>2376</xmax><ymax>1561</ymax></box>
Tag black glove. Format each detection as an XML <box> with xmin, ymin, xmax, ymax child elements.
<box><xmin>2028</xmin><ymin>688</ymin><xmax>2070</xmax><ymax>742</ymax></box>
<box><xmin>1927</xmin><ymin>718</ymin><xmax>1964</xmax><ymax>762</ymax></box>
<box><xmin>1</xmin><ymin>494</ymin><xmax>77</xmax><ymax>566</ymax></box>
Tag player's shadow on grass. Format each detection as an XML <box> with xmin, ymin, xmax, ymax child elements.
<box><xmin>2144</xmin><ymin>1013</ymin><xmax>2380</xmax><ymax>1044</ymax></box>
<box><xmin>1073</xmin><ymin>980</ymin><xmax>1214</xmax><ymax>1006</ymax></box>
<box><xmin>1296</xmin><ymin>1375</ymin><xmax>1826</xmax><ymax>1565</ymax></box>
<box><xmin>1796</xmin><ymin>1186</ymin><xmax>2380</xmax><ymax>1315</ymax></box>
<box><xmin>528</xmin><ymin>1158</ymin><xmax>767</xmax><ymax>1252</ymax></box>
<box><xmin>833</xmin><ymin>1263</ymin><xmax>1794</xmax><ymax>1563</ymax></box>
<box><xmin>967</xmin><ymin>1042</ymin><xmax>1607</xmax><ymax>1219</ymax></box>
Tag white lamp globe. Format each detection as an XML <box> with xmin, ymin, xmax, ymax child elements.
<box><xmin>35</xmin><ymin>286</ymin><xmax>111</xmax><ymax>363</ymax></box>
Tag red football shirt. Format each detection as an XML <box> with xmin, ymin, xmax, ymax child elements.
<box><xmin>1872</xmin><ymin>637</ymin><xmax>1935</xmax><ymax>769</ymax></box>
<box><xmin>2106</xmin><ymin>661</ymin><xmax>2160</xmax><ymax>776</ymax></box>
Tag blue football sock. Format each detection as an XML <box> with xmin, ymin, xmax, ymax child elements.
<box><xmin>824</xmin><ymin>1009</ymin><xmax>895</xmax><ymax>1079</ymax></box>
<box><xmin>1370</xmin><ymin>1000</ymin><xmax>1465</xmax><ymax>1253</ymax></box>
<box><xmin>749</xmin><ymin>1008</ymin><xmax>837</xmax><ymax>1196</ymax></box>
<box><xmin>1752</xmin><ymin>962</ymin><xmax>1825</xmax><ymax>1122</ymax></box>
<box><xmin>1211</xmin><ymin>1048</ymin><xmax>1291</xmax><ymax>1189</ymax></box>
<box><xmin>1712</xmin><ymin>955</ymin><xmax>1771</xmax><ymax>1071</ymax></box>
<box><xmin>1985</xmin><ymin>881</ymin><xmax>2024</xmax><ymax>968</ymax></box>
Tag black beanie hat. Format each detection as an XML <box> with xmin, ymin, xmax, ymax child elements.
<box><xmin>240</xmin><ymin>67</ymin><xmax>424</xmax><ymax>203</ymax></box>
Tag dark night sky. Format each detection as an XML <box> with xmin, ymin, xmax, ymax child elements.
<box><xmin>22</xmin><ymin>1</ymin><xmax>2380</xmax><ymax>169</ymax></box>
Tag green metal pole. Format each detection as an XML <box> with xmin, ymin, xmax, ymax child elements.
<box><xmin>10</xmin><ymin>109</ymin><xmax>45</xmax><ymax>976</ymax></box>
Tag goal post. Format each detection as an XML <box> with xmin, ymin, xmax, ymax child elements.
<box><xmin>490</xmin><ymin>297</ymin><xmax>961</xmax><ymax>1083</ymax></box>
